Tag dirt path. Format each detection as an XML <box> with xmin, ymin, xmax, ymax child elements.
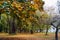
<box><xmin>0</xmin><ymin>33</ymin><xmax>60</xmax><ymax>40</ymax></box>
<box><xmin>0</xmin><ymin>37</ymin><xmax>55</xmax><ymax>40</ymax></box>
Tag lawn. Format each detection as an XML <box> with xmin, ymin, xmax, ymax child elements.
<box><xmin>0</xmin><ymin>33</ymin><xmax>60</xmax><ymax>40</ymax></box>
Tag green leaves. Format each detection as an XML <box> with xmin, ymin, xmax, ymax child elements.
<box><xmin>0</xmin><ymin>1</ymin><xmax>13</xmax><ymax>14</ymax></box>
<box><xmin>22</xmin><ymin>10</ymin><xmax>27</xmax><ymax>14</ymax></box>
<box><xmin>0</xmin><ymin>0</ymin><xmax>46</xmax><ymax>33</ymax></box>
<box><xmin>2</xmin><ymin>1</ymin><xmax>9</xmax><ymax>7</ymax></box>
<box><xmin>17</xmin><ymin>0</ymin><xmax>26</xmax><ymax>3</ymax></box>
<box><xmin>28</xmin><ymin>7</ymin><xmax>36</xmax><ymax>11</ymax></box>
<box><xmin>1</xmin><ymin>1</ymin><xmax>12</xmax><ymax>8</ymax></box>
<box><xmin>0</xmin><ymin>5</ymin><xmax>3</xmax><ymax>9</ymax></box>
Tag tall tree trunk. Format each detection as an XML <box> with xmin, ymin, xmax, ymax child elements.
<box><xmin>30</xmin><ymin>26</ymin><xmax>33</xmax><ymax>34</ymax></box>
<box><xmin>51</xmin><ymin>22</ymin><xmax>59</xmax><ymax>40</ymax></box>
<box><xmin>0</xmin><ymin>13</ymin><xmax>1</xmax><ymax>20</ymax></box>
<box><xmin>40</xmin><ymin>29</ymin><xmax>43</xmax><ymax>32</ymax></box>
<box><xmin>0</xmin><ymin>26</ymin><xmax>3</xmax><ymax>32</ymax></box>
<box><xmin>30</xmin><ymin>29</ymin><xmax>33</xmax><ymax>34</ymax></box>
<box><xmin>55</xmin><ymin>27</ymin><xmax>58</xmax><ymax>40</ymax></box>
<box><xmin>0</xmin><ymin>12</ymin><xmax>2</xmax><ymax>32</ymax></box>
<box><xmin>45</xmin><ymin>26</ymin><xmax>48</xmax><ymax>35</ymax></box>
<box><xmin>7</xmin><ymin>14</ymin><xmax>10</xmax><ymax>33</ymax></box>
<box><xmin>9</xmin><ymin>17</ymin><xmax>16</xmax><ymax>34</ymax></box>
<box><xmin>11</xmin><ymin>17</ymin><xmax>16</xmax><ymax>34</ymax></box>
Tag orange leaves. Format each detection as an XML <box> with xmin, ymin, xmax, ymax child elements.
<box><xmin>30</xmin><ymin>4</ymin><xmax>34</xmax><ymax>8</ymax></box>
<box><xmin>33</xmin><ymin>4</ymin><xmax>38</xmax><ymax>9</ymax></box>
<box><xmin>29</xmin><ymin>11</ymin><xmax>35</xmax><ymax>14</ymax></box>
<box><xmin>33</xmin><ymin>0</ymin><xmax>40</xmax><ymax>2</ymax></box>
<box><xmin>11</xmin><ymin>1</ymin><xmax>23</xmax><ymax>11</ymax></box>
<box><xmin>29</xmin><ymin>16</ymin><xmax>34</xmax><ymax>21</ymax></box>
<box><xmin>18</xmin><ymin>7</ymin><xmax>22</xmax><ymax>11</ymax></box>
<box><xmin>0</xmin><ymin>1</ymin><xmax>4</xmax><ymax>4</ymax></box>
<box><xmin>30</xmin><ymin>3</ymin><xmax>38</xmax><ymax>10</ymax></box>
<box><xmin>33</xmin><ymin>0</ymin><xmax>44</xmax><ymax>10</ymax></box>
<box><xmin>11</xmin><ymin>1</ymin><xmax>16</xmax><ymax>6</ymax></box>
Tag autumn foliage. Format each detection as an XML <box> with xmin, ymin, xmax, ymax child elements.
<box><xmin>0</xmin><ymin>0</ymin><xmax>44</xmax><ymax>34</ymax></box>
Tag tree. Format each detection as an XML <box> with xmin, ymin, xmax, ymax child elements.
<box><xmin>37</xmin><ymin>10</ymin><xmax>50</xmax><ymax>34</ymax></box>
<box><xmin>51</xmin><ymin>15</ymin><xmax>60</xmax><ymax>40</ymax></box>
<box><xmin>0</xmin><ymin>1</ymin><xmax>17</xmax><ymax>34</ymax></box>
<box><xmin>0</xmin><ymin>0</ymin><xmax>44</xmax><ymax>34</ymax></box>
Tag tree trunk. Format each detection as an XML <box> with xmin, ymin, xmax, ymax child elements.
<box><xmin>45</xmin><ymin>26</ymin><xmax>48</xmax><ymax>35</ymax></box>
<box><xmin>51</xmin><ymin>22</ymin><xmax>59</xmax><ymax>40</ymax></box>
<box><xmin>0</xmin><ymin>13</ymin><xmax>1</xmax><ymax>20</ymax></box>
<box><xmin>0</xmin><ymin>26</ymin><xmax>3</xmax><ymax>32</ymax></box>
<box><xmin>12</xmin><ymin>18</ymin><xmax>16</xmax><ymax>34</ymax></box>
<box><xmin>40</xmin><ymin>29</ymin><xmax>43</xmax><ymax>32</ymax></box>
<box><xmin>30</xmin><ymin>29</ymin><xmax>33</xmax><ymax>34</ymax></box>
<box><xmin>30</xmin><ymin>26</ymin><xmax>33</xmax><ymax>34</ymax></box>
<box><xmin>9</xmin><ymin>17</ymin><xmax>16</xmax><ymax>34</ymax></box>
<box><xmin>55</xmin><ymin>27</ymin><xmax>58</xmax><ymax>40</ymax></box>
<box><xmin>0</xmin><ymin>13</ymin><xmax>2</xmax><ymax>32</ymax></box>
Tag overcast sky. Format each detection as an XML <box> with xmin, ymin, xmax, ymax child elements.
<box><xmin>42</xmin><ymin>0</ymin><xmax>60</xmax><ymax>32</ymax></box>
<box><xmin>43</xmin><ymin>0</ymin><xmax>60</xmax><ymax>14</ymax></box>
<box><xmin>43</xmin><ymin>0</ymin><xmax>57</xmax><ymax>6</ymax></box>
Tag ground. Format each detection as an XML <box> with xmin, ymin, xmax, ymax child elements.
<box><xmin>0</xmin><ymin>33</ymin><xmax>60</xmax><ymax>40</ymax></box>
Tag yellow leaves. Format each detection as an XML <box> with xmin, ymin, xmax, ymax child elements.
<box><xmin>0</xmin><ymin>4</ymin><xmax>1</xmax><ymax>5</ymax></box>
<box><xmin>22</xmin><ymin>18</ymin><xmax>25</xmax><ymax>21</ymax></box>
<box><xmin>30</xmin><ymin>3</ymin><xmax>38</xmax><ymax>10</ymax></box>
<box><xmin>33</xmin><ymin>0</ymin><xmax>40</xmax><ymax>2</ymax></box>
<box><xmin>29</xmin><ymin>16</ymin><xmax>34</xmax><ymax>21</ymax></box>
<box><xmin>11</xmin><ymin>2</ymin><xmax>16</xmax><ymax>6</ymax></box>
<box><xmin>17</xmin><ymin>6</ymin><xmax>23</xmax><ymax>11</ymax></box>
<box><xmin>33</xmin><ymin>0</ymin><xmax>44</xmax><ymax>10</ymax></box>
<box><xmin>14</xmin><ymin>11</ymin><xmax>16</xmax><ymax>13</ymax></box>
<box><xmin>29</xmin><ymin>11</ymin><xmax>35</xmax><ymax>14</ymax></box>
<box><xmin>30</xmin><ymin>4</ymin><xmax>34</xmax><ymax>8</ymax></box>
<box><xmin>0</xmin><ymin>1</ymin><xmax>4</xmax><ymax>4</ymax></box>
<box><xmin>21</xmin><ymin>15</ymin><xmax>25</xmax><ymax>18</ymax></box>
<box><xmin>11</xmin><ymin>1</ymin><xmax>23</xmax><ymax>11</ymax></box>
<box><xmin>41</xmin><ymin>14</ymin><xmax>46</xmax><ymax>18</ymax></box>
<box><xmin>33</xmin><ymin>4</ymin><xmax>38</xmax><ymax>9</ymax></box>
<box><xmin>26</xmin><ymin>20</ymin><xmax>31</xmax><ymax>26</ymax></box>
<box><xmin>33</xmin><ymin>0</ymin><xmax>42</xmax><ymax>4</ymax></box>
<box><xmin>29</xmin><ymin>16</ymin><xmax>32</xmax><ymax>19</ymax></box>
<box><xmin>40</xmin><ymin>12</ymin><xmax>49</xmax><ymax>19</ymax></box>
